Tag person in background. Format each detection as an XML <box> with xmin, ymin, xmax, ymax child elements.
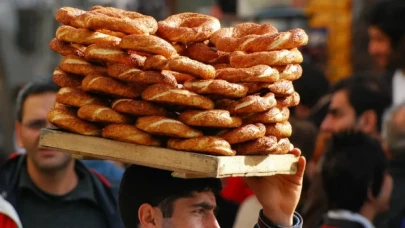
<box><xmin>118</xmin><ymin>148</ymin><xmax>306</xmax><ymax>228</ymax></box>
<box><xmin>367</xmin><ymin>0</ymin><xmax>405</xmax><ymax>105</ymax></box>
<box><xmin>375</xmin><ymin>102</ymin><xmax>405</xmax><ymax>227</ymax></box>
<box><xmin>321</xmin><ymin>132</ymin><xmax>392</xmax><ymax>228</ymax></box>
<box><xmin>0</xmin><ymin>78</ymin><xmax>123</xmax><ymax>228</ymax></box>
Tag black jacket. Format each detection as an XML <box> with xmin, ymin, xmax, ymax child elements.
<box><xmin>0</xmin><ymin>154</ymin><xmax>124</xmax><ymax>228</ymax></box>
<box><xmin>320</xmin><ymin>217</ymin><xmax>369</xmax><ymax>228</ymax></box>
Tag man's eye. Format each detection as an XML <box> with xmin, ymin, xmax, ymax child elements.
<box><xmin>193</xmin><ymin>209</ymin><xmax>205</xmax><ymax>214</ymax></box>
<box><xmin>25</xmin><ymin>120</ymin><xmax>47</xmax><ymax>130</ymax></box>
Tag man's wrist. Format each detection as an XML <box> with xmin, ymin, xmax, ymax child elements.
<box><xmin>259</xmin><ymin>210</ymin><xmax>302</xmax><ymax>227</ymax></box>
<box><xmin>262</xmin><ymin>209</ymin><xmax>294</xmax><ymax>226</ymax></box>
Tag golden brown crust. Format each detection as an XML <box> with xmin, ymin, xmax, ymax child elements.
<box><xmin>102</xmin><ymin>124</ymin><xmax>162</xmax><ymax>146</ymax></box>
<box><xmin>168</xmin><ymin>56</ymin><xmax>216</xmax><ymax>79</ymax></box>
<box><xmin>107</xmin><ymin>63</ymin><xmax>177</xmax><ymax>87</ymax></box>
<box><xmin>243</xmin><ymin>107</ymin><xmax>290</xmax><ymax>124</ymax></box>
<box><xmin>161</xmin><ymin>70</ymin><xmax>195</xmax><ymax>83</ymax></box>
<box><xmin>111</xmin><ymin>99</ymin><xmax>169</xmax><ymax>116</ymax></box>
<box><xmin>141</xmin><ymin>84</ymin><xmax>214</xmax><ymax>110</ymax></box>
<box><xmin>157</xmin><ymin>13</ymin><xmax>221</xmax><ymax>43</ymax></box>
<box><xmin>47</xmin><ymin>108</ymin><xmax>101</xmax><ymax>136</ymax></box>
<box><xmin>178</xmin><ymin>110</ymin><xmax>242</xmax><ymax>128</ymax></box>
<box><xmin>135</xmin><ymin>116</ymin><xmax>203</xmax><ymax>138</ymax></box>
<box><xmin>217</xmin><ymin>28</ymin><xmax>308</xmax><ymax>52</ymax></box>
<box><xmin>186</xmin><ymin>42</ymin><xmax>230</xmax><ymax>64</ymax></box>
<box><xmin>210</xmin><ymin>22</ymin><xmax>278</xmax><ymax>46</ymax></box>
<box><xmin>53</xmin><ymin>102</ymin><xmax>77</xmax><ymax>114</ymax></box>
<box><xmin>276</xmin><ymin>92</ymin><xmax>300</xmax><ymax>107</ymax></box>
<box><xmin>167</xmin><ymin>136</ymin><xmax>236</xmax><ymax>156</ymax></box>
<box><xmin>211</xmin><ymin>64</ymin><xmax>232</xmax><ymax>70</ymax></box>
<box><xmin>49</xmin><ymin>38</ymin><xmax>86</xmax><ymax>57</ymax></box>
<box><xmin>78</xmin><ymin>104</ymin><xmax>132</xmax><ymax>124</ymax></box>
<box><xmin>82</xmin><ymin>74</ymin><xmax>140</xmax><ymax>99</ymax></box>
<box><xmin>119</xmin><ymin>34</ymin><xmax>178</xmax><ymax>58</ymax></box>
<box><xmin>217</xmin><ymin>123</ymin><xmax>266</xmax><ymax>144</ymax></box>
<box><xmin>52</xmin><ymin>67</ymin><xmax>83</xmax><ymax>88</ymax></box>
<box><xmin>265</xmin><ymin>121</ymin><xmax>292</xmax><ymax>138</ymax></box>
<box><xmin>84</xmin><ymin>44</ymin><xmax>145</xmax><ymax>68</ymax></box>
<box><xmin>236</xmin><ymin>136</ymin><xmax>291</xmax><ymax>155</ymax></box>
<box><xmin>276</xmin><ymin>64</ymin><xmax>303</xmax><ymax>81</ymax></box>
<box><xmin>225</xmin><ymin>93</ymin><xmax>277</xmax><ymax>114</ymax></box>
<box><xmin>60</xmin><ymin>54</ymin><xmax>107</xmax><ymax>76</ymax></box>
<box><xmin>55</xmin><ymin>87</ymin><xmax>109</xmax><ymax>108</ymax></box>
<box><xmin>230</xmin><ymin>48</ymin><xmax>303</xmax><ymax>68</ymax></box>
<box><xmin>143</xmin><ymin>55</ymin><xmax>169</xmax><ymax>71</ymax></box>
<box><xmin>215</xmin><ymin>65</ymin><xmax>279</xmax><ymax>83</ymax></box>
<box><xmin>88</xmin><ymin>5</ymin><xmax>158</xmax><ymax>34</ymax></box>
<box><xmin>183</xmin><ymin>79</ymin><xmax>248</xmax><ymax>98</ymax></box>
<box><xmin>267</xmin><ymin>79</ymin><xmax>295</xmax><ymax>97</ymax></box>
<box><xmin>56</xmin><ymin>25</ymin><xmax>121</xmax><ymax>46</ymax></box>
<box><xmin>242</xmin><ymin>83</ymin><xmax>271</xmax><ymax>94</ymax></box>
<box><xmin>55</xmin><ymin>7</ymin><xmax>87</xmax><ymax>28</ymax></box>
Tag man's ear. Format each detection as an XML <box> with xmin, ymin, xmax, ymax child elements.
<box><xmin>138</xmin><ymin>203</ymin><xmax>158</xmax><ymax>228</ymax></box>
<box><xmin>358</xmin><ymin>110</ymin><xmax>377</xmax><ymax>134</ymax></box>
<box><xmin>15</xmin><ymin>121</ymin><xmax>24</xmax><ymax>148</ymax></box>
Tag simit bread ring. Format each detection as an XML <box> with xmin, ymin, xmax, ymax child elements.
<box><xmin>267</xmin><ymin>79</ymin><xmax>295</xmax><ymax>97</ymax></box>
<box><xmin>107</xmin><ymin>63</ymin><xmax>177</xmax><ymax>87</ymax></box>
<box><xmin>265</xmin><ymin>121</ymin><xmax>292</xmax><ymax>138</ymax></box>
<box><xmin>186</xmin><ymin>43</ymin><xmax>230</xmax><ymax>64</ymax></box>
<box><xmin>210</xmin><ymin>22</ymin><xmax>278</xmax><ymax>47</ymax></box>
<box><xmin>157</xmin><ymin>13</ymin><xmax>221</xmax><ymax>43</ymax></box>
<box><xmin>56</xmin><ymin>25</ymin><xmax>121</xmax><ymax>47</ymax></box>
<box><xmin>49</xmin><ymin>38</ymin><xmax>86</xmax><ymax>57</ymax></box>
<box><xmin>136</xmin><ymin>116</ymin><xmax>203</xmax><ymax>138</ymax></box>
<box><xmin>167</xmin><ymin>136</ymin><xmax>236</xmax><ymax>156</ymax></box>
<box><xmin>60</xmin><ymin>54</ymin><xmax>107</xmax><ymax>76</ymax></box>
<box><xmin>211</xmin><ymin>64</ymin><xmax>232</xmax><ymax>70</ymax></box>
<box><xmin>172</xmin><ymin>43</ymin><xmax>187</xmax><ymax>55</ymax></box>
<box><xmin>82</xmin><ymin>74</ymin><xmax>140</xmax><ymax>99</ymax></box>
<box><xmin>111</xmin><ymin>99</ymin><xmax>169</xmax><ymax>117</ymax></box>
<box><xmin>143</xmin><ymin>55</ymin><xmax>169</xmax><ymax>71</ymax></box>
<box><xmin>77</xmin><ymin>104</ymin><xmax>132</xmax><ymax>124</ymax></box>
<box><xmin>142</xmin><ymin>84</ymin><xmax>214</xmax><ymax>110</ymax></box>
<box><xmin>276</xmin><ymin>64</ymin><xmax>303</xmax><ymax>81</ymax></box>
<box><xmin>161</xmin><ymin>70</ymin><xmax>195</xmax><ymax>83</ymax></box>
<box><xmin>215</xmin><ymin>65</ymin><xmax>279</xmax><ymax>83</ymax></box>
<box><xmin>217</xmin><ymin>123</ymin><xmax>266</xmax><ymax>144</ymax></box>
<box><xmin>236</xmin><ymin>136</ymin><xmax>291</xmax><ymax>155</ymax></box>
<box><xmin>47</xmin><ymin>108</ymin><xmax>101</xmax><ymax>136</ymax></box>
<box><xmin>277</xmin><ymin>92</ymin><xmax>300</xmax><ymax>107</ymax></box>
<box><xmin>52</xmin><ymin>67</ymin><xmax>83</xmax><ymax>88</ymax></box>
<box><xmin>168</xmin><ymin>56</ymin><xmax>216</xmax><ymax>79</ymax></box>
<box><xmin>84</xmin><ymin>44</ymin><xmax>146</xmax><ymax>68</ymax></box>
<box><xmin>55</xmin><ymin>7</ymin><xmax>87</xmax><ymax>28</ymax></box>
<box><xmin>119</xmin><ymin>34</ymin><xmax>178</xmax><ymax>58</ymax></box>
<box><xmin>102</xmin><ymin>124</ymin><xmax>161</xmax><ymax>146</ymax></box>
<box><xmin>95</xmin><ymin>29</ymin><xmax>127</xmax><ymax>38</ymax></box>
<box><xmin>225</xmin><ymin>93</ymin><xmax>277</xmax><ymax>114</ymax></box>
<box><xmin>183</xmin><ymin>79</ymin><xmax>248</xmax><ymax>98</ymax></box>
<box><xmin>88</xmin><ymin>5</ymin><xmax>158</xmax><ymax>34</ymax></box>
<box><xmin>56</xmin><ymin>87</ymin><xmax>109</xmax><ymax>108</ymax></box>
<box><xmin>53</xmin><ymin>102</ymin><xmax>77</xmax><ymax>114</ymax></box>
<box><xmin>178</xmin><ymin>110</ymin><xmax>242</xmax><ymax>128</ymax></box>
<box><xmin>218</xmin><ymin>28</ymin><xmax>308</xmax><ymax>52</ymax></box>
<box><xmin>230</xmin><ymin>48</ymin><xmax>303</xmax><ymax>68</ymax></box>
<box><xmin>243</xmin><ymin>107</ymin><xmax>290</xmax><ymax>124</ymax></box>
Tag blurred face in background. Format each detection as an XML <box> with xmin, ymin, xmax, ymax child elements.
<box><xmin>320</xmin><ymin>90</ymin><xmax>357</xmax><ymax>134</ymax></box>
<box><xmin>368</xmin><ymin>26</ymin><xmax>392</xmax><ymax>70</ymax></box>
<box><xmin>15</xmin><ymin>92</ymin><xmax>72</xmax><ymax>172</ymax></box>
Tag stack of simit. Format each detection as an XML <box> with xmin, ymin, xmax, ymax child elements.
<box><xmin>48</xmin><ymin>5</ymin><xmax>308</xmax><ymax>156</ymax></box>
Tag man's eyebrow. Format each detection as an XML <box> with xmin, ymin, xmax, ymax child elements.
<box><xmin>192</xmin><ymin>202</ymin><xmax>216</xmax><ymax>210</ymax></box>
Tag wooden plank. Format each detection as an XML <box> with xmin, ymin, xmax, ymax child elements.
<box><xmin>39</xmin><ymin>128</ymin><xmax>298</xmax><ymax>178</ymax></box>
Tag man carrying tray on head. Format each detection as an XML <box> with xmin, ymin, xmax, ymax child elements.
<box><xmin>118</xmin><ymin>148</ymin><xmax>305</xmax><ymax>228</ymax></box>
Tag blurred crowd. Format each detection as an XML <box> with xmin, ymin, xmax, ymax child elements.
<box><xmin>2</xmin><ymin>0</ymin><xmax>405</xmax><ymax>227</ymax></box>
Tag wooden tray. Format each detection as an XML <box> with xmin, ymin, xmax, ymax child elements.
<box><xmin>39</xmin><ymin>128</ymin><xmax>299</xmax><ymax>178</ymax></box>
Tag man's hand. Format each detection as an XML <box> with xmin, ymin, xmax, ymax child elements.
<box><xmin>243</xmin><ymin>148</ymin><xmax>306</xmax><ymax>226</ymax></box>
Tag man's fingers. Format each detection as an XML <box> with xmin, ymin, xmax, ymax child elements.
<box><xmin>289</xmin><ymin>148</ymin><xmax>301</xmax><ymax>157</ymax></box>
<box><xmin>296</xmin><ymin>156</ymin><xmax>306</xmax><ymax>178</ymax></box>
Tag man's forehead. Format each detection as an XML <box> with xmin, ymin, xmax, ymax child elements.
<box><xmin>22</xmin><ymin>93</ymin><xmax>56</xmax><ymax>119</ymax></box>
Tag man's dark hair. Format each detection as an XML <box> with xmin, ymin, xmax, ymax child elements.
<box><xmin>119</xmin><ymin>165</ymin><xmax>222</xmax><ymax>228</ymax></box>
<box><xmin>321</xmin><ymin>131</ymin><xmax>388</xmax><ymax>212</ymax></box>
<box><xmin>15</xmin><ymin>77</ymin><xmax>59</xmax><ymax>122</ymax></box>
<box><xmin>331</xmin><ymin>74</ymin><xmax>391</xmax><ymax>132</ymax></box>
<box><xmin>366</xmin><ymin>0</ymin><xmax>405</xmax><ymax>49</ymax></box>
